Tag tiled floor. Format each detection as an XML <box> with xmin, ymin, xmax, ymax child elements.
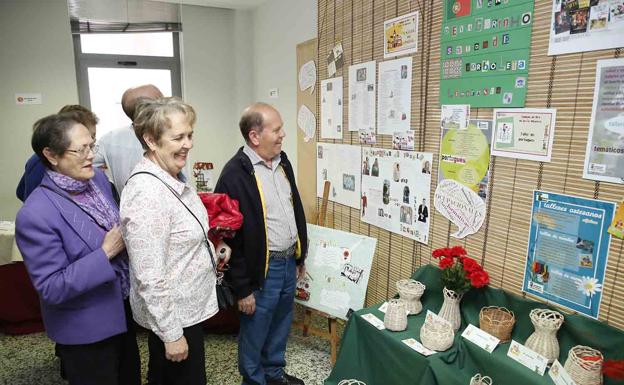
<box><xmin>0</xmin><ymin>308</ymin><xmax>337</xmax><ymax>385</ymax></box>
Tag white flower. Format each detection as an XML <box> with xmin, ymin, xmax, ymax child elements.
<box><xmin>575</xmin><ymin>276</ymin><xmax>602</xmax><ymax>297</ymax></box>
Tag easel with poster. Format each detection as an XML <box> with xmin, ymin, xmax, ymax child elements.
<box><xmin>293</xmin><ymin>181</ymin><xmax>340</xmax><ymax>363</ymax></box>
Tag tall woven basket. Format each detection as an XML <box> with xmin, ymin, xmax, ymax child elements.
<box><xmin>396</xmin><ymin>279</ymin><xmax>426</xmax><ymax>315</ymax></box>
<box><xmin>383</xmin><ymin>299</ymin><xmax>408</xmax><ymax>332</ymax></box>
<box><xmin>524</xmin><ymin>308</ymin><xmax>564</xmax><ymax>364</ymax></box>
<box><xmin>479</xmin><ymin>306</ymin><xmax>515</xmax><ymax>343</ymax></box>
<box><xmin>469</xmin><ymin>373</ymin><xmax>493</xmax><ymax>385</ymax></box>
<box><xmin>563</xmin><ymin>345</ymin><xmax>604</xmax><ymax>385</ymax></box>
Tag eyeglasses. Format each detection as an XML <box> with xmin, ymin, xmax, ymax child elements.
<box><xmin>66</xmin><ymin>143</ymin><xmax>99</xmax><ymax>158</ymax></box>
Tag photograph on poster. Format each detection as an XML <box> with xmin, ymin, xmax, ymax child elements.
<box><xmin>349</xmin><ymin>61</ymin><xmax>376</xmax><ymax>133</ymax></box>
<box><xmin>317</xmin><ymin>143</ymin><xmax>361</xmax><ymax>209</ymax></box>
<box><xmin>583</xmin><ymin>58</ymin><xmax>624</xmax><ymax>184</ymax></box>
<box><xmin>548</xmin><ymin>0</ymin><xmax>624</xmax><ymax>56</ymax></box>
<box><xmin>392</xmin><ymin>131</ymin><xmax>415</xmax><ymax>151</ymax></box>
<box><xmin>378</xmin><ymin>57</ymin><xmax>412</xmax><ymax>135</ymax></box>
<box><xmin>383</xmin><ymin>11</ymin><xmax>419</xmax><ymax>58</ymax></box>
<box><xmin>439</xmin><ymin>119</ymin><xmax>492</xmax><ymax>201</ymax></box>
<box><xmin>361</xmin><ymin>148</ymin><xmax>432</xmax><ymax>244</ymax></box>
<box><xmin>492</xmin><ymin>108</ymin><xmax>557</xmax><ymax>162</ymax></box>
<box><xmin>321</xmin><ymin>77</ymin><xmax>343</xmax><ymax>139</ymax></box>
<box><xmin>523</xmin><ymin>191</ymin><xmax>615</xmax><ymax>319</ymax></box>
<box><xmin>295</xmin><ymin>224</ymin><xmax>377</xmax><ymax>320</ymax></box>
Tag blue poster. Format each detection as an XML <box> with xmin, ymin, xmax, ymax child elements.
<box><xmin>523</xmin><ymin>191</ymin><xmax>615</xmax><ymax>319</ymax></box>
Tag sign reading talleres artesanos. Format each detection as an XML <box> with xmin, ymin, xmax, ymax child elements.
<box><xmin>440</xmin><ymin>0</ymin><xmax>535</xmax><ymax>108</ymax></box>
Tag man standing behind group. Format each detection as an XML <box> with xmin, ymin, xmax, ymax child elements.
<box><xmin>94</xmin><ymin>84</ymin><xmax>162</xmax><ymax>196</ymax></box>
<box><xmin>215</xmin><ymin>103</ymin><xmax>307</xmax><ymax>385</ymax></box>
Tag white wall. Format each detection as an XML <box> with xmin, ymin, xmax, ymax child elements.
<box><xmin>0</xmin><ymin>0</ymin><xmax>79</xmax><ymax>220</ymax></box>
<box><xmin>180</xmin><ymin>5</ymin><xmax>253</xmax><ymax>179</ymax></box>
<box><xmin>252</xmin><ymin>0</ymin><xmax>317</xmax><ymax>172</ymax></box>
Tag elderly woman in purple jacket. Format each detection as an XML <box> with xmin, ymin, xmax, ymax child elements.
<box><xmin>15</xmin><ymin>113</ymin><xmax>141</xmax><ymax>385</ymax></box>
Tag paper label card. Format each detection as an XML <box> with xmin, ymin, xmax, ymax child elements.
<box><xmin>425</xmin><ymin>310</ymin><xmax>452</xmax><ymax>328</ymax></box>
<box><xmin>402</xmin><ymin>338</ymin><xmax>436</xmax><ymax>356</ymax></box>
<box><xmin>548</xmin><ymin>360</ymin><xmax>577</xmax><ymax>385</ymax></box>
<box><xmin>361</xmin><ymin>313</ymin><xmax>385</xmax><ymax>330</ymax></box>
<box><xmin>461</xmin><ymin>324</ymin><xmax>500</xmax><ymax>353</ymax></box>
<box><xmin>507</xmin><ymin>340</ymin><xmax>548</xmax><ymax>376</ymax></box>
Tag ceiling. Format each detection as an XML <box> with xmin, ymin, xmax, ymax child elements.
<box><xmin>150</xmin><ymin>0</ymin><xmax>268</xmax><ymax>10</ymax></box>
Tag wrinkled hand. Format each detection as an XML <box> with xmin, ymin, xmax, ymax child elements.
<box><xmin>296</xmin><ymin>264</ymin><xmax>306</xmax><ymax>281</ymax></box>
<box><xmin>216</xmin><ymin>241</ymin><xmax>231</xmax><ymax>270</ymax></box>
<box><xmin>102</xmin><ymin>225</ymin><xmax>125</xmax><ymax>260</ymax></box>
<box><xmin>238</xmin><ymin>293</ymin><xmax>255</xmax><ymax>315</ymax></box>
<box><xmin>165</xmin><ymin>336</ymin><xmax>188</xmax><ymax>362</ymax></box>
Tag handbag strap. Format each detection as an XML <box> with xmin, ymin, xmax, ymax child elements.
<box><xmin>127</xmin><ymin>171</ymin><xmax>222</xmax><ymax>282</ymax></box>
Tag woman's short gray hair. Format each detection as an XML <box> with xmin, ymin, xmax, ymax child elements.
<box><xmin>133</xmin><ymin>97</ymin><xmax>196</xmax><ymax>150</ymax></box>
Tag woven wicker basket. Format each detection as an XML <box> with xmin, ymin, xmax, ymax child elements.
<box><xmin>469</xmin><ymin>373</ymin><xmax>493</xmax><ymax>385</ymax></box>
<box><xmin>563</xmin><ymin>345</ymin><xmax>604</xmax><ymax>385</ymax></box>
<box><xmin>479</xmin><ymin>306</ymin><xmax>515</xmax><ymax>343</ymax></box>
<box><xmin>396</xmin><ymin>279</ymin><xmax>426</xmax><ymax>315</ymax></box>
<box><xmin>383</xmin><ymin>299</ymin><xmax>408</xmax><ymax>332</ymax></box>
<box><xmin>524</xmin><ymin>308</ymin><xmax>564</xmax><ymax>364</ymax></box>
<box><xmin>420</xmin><ymin>318</ymin><xmax>454</xmax><ymax>351</ymax></box>
<box><xmin>337</xmin><ymin>381</ymin><xmax>367</xmax><ymax>385</ymax></box>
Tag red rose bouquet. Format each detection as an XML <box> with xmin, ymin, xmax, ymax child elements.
<box><xmin>432</xmin><ymin>246</ymin><xmax>489</xmax><ymax>295</ymax></box>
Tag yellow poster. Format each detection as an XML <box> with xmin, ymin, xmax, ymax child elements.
<box><xmin>384</xmin><ymin>11</ymin><xmax>419</xmax><ymax>59</ymax></box>
<box><xmin>608</xmin><ymin>200</ymin><xmax>624</xmax><ymax>239</ymax></box>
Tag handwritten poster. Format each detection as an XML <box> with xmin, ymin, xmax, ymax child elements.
<box><xmin>492</xmin><ymin>108</ymin><xmax>557</xmax><ymax>162</ymax></box>
<box><xmin>384</xmin><ymin>11</ymin><xmax>419</xmax><ymax>58</ymax></box>
<box><xmin>361</xmin><ymin>148</ymin><xmax>433</xmax><ymax>244</ymax></box>
<box><xmin>583</xmin><ymin>58</ymin><xmax>624</xmax><ymax>184</ymax></box>
<box><xmin>523</xmin><ymin>191</ymin><xmax>615</xmax><ymax>319</ymax></box>
<box><xmin>439</xmin><ymin>119</ymin><xmax>492</xmax><ymax>201</ymax></box>
<box><xmin>348</xmin><ymin>61</ymin><xmax>376</xmax><ymax>133</ymax></box>
<box><xmin>316</xmin><ymin>143</ymin><xmax>362</xmax><ymax>209</ymax></box>
<box><xmin>548</xmin><ymin>0</ymin><xmax>624</xmax><ymax>56</ymax></box>
<box><xmin>378</xmin><ymin>57</ymin><xmax>412</xmax><ymax>135</ymax></box>
<box><xmin>295</xmin><ymin>224</ymin><xmax>377</xmax><ymax>320</ymax></box>
<box><xmin>321</xmin><ymin>77</ymin><xmax>343</xmax><ymax>139</ymax></box>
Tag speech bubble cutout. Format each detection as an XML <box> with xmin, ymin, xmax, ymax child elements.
<box><xmin>434</xmin><ymin>179</ymin><xmax>486</xmax><ymax>238</ymax></box>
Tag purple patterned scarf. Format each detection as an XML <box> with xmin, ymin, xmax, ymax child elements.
<box><xmin>47</xmin><ymin>170</ymin><xmax>130</xmax><ymax>298</ymax></box>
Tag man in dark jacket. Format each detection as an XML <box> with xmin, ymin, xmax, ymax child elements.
<box><xmin>215</xmin><ymin>103</ymin><xmax>307</xmax><ymax>385</ymax></box>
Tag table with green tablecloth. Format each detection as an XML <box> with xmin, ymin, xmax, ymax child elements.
<box><xmin>325</xmin><ymin>264</ymin><xmax>624</xmax><ymax>385</ymax></box>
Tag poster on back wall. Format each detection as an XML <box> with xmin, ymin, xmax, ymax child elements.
<box><xmin>361</xmin><ymin>148</ymin><xmax>433</xmax><ymax>244</ymax></box>
<box><xmin>440</xmin><ymin>0</ymin><xmax>534</xmax><ymax>107</ymax></box>
<box><xmin>583</xmin><ymin>58</ymin><xmax>624</xmax><ymax>184</ymax></box>
<box><xmin>316</xmin><ymin>143</ymin><xmax>362</xmax><ymax>209</ymax></box>
<box><xmin>523</xmin><ymin>191</ymin><xmax>615</xmax><ymax>319</ymax></box>
<box><xmin>548</xmin><ymin>0</ymin><xmax>624</xmax><ymax>56</ymax></box>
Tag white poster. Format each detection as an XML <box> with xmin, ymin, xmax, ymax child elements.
<box><xmin>297</xmin><ymin>104</ymin><xmax>316</xmax><ymax>143</ymax></box>
<box><xmin>377</xmin><ymin>57</ymin><xmax>412</xmax><ymax>135</ymax></box>
<box><xmin>383</xmin><ymin>11</ymin><xmax>419</xmax><ymax>59</ymax></box>
<box><xmin>492</xmin><ymin>108</ymin><xmax>557</xmax><ymax>162</ymax></box>
<box><xmin>548</xmin><ymin>0</ymin><xmax>624</xmax><ymax>56</ymax></box>
<box><xmin>583</xmin><ymin>58</ymin><xmax>624</xmax><ymax>184</ymax></box>
<box><xmin>295</xmin><ymin>224</ymin><xmax>377</xmax><ymax>320</ymax></box>
<box><xmin>299</xmin><ymin>60</ymin><xmax>316</xmax><ymax>93</ymax></box>
<box><xmin>348</xmin><ymin>61</ymin><xmax>376</xmax><ymax>133</ymax></box>
<box><xmin>321</xmin><ymin>77</ymin><xmax>343</xmax><ymax>139</ymax></box>
<box><xmin>317</xmin><ymin>143</ymin><xmax>362</xmax><ymax>209</ymax></box>
<box><xmin>361</xmin><ymin>148</ymin><xmax>432</xmax><ymax>244</ymax></box>
<box><xmin>441</xmin><ymin>104</ymin><xmax>470</xmax><ymax>130</ymax></box>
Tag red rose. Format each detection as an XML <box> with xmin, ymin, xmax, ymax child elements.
<box><xmin>432</xmin><ymin>247</ymin><xmax>451</xmax><ymax>259</ymax></box>
<box><xmin>450</xmin><ymin>246</ymin><xmax>467</xmax><ymax>258</ymax></box>
<box><xmin>468</xmin><ymin>270</ymin><xmax>489</xmax><ymax>288</ymax></box>
<box><xmin>462</xmin><ymin>257</ymin><xmax>481</xmax><ymax>273</ymax></box>
<box><xmin>439</xmin><ymin>256</ymin><xmax>455</xmax><ymax>270</ymax></box>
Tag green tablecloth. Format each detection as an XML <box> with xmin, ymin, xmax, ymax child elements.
<box><xmin>325</xmin><ymin>264</ymin><xmax>624</xmax><ymax>385</ymax></box>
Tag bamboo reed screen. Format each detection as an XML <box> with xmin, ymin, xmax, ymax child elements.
<box><xmin>313</xmin><ymin>0</ymin><xmax>624</xmax><ymax>329</ymax></box>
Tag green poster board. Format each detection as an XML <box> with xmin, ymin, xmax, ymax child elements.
<box><xmin>440</xmin><ymin>0</ymin><xmax>534</xmax><ymax>107</ymax></box>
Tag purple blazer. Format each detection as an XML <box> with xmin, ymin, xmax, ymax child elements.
<box><xmin>15</xmin><ymin>169</ymin><xmax>127</xmax><ymax>345</ymax></box>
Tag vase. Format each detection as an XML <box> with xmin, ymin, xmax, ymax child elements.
<box><xmin>524</xmin><ymin>308</ymin><xmax>564</xmax><ymax>364</ymax></box>
<box><xmin>438</xmin><ymin>287</ymin><xmax>463</xmax><ymax>331</ymax></box>
<box><xmin>396</xmin><ymin>279</ymin><xmax>426</xmax><ymax>315</ymax></box>
<box><xmin>383</xmin><ymin>299</ymin><xmax>408</xmax><ymax>332</ymax></box>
